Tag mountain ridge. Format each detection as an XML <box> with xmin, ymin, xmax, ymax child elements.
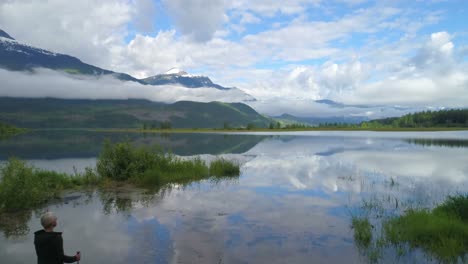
<box><xmin>0</xmin><ymin>29</ymin><xmax>255</xmax><ymax>101</ymax></box>
<box><xmin>0</xmin><ymin>97</ymin><xmax>271</xmax><ymax>129</ymax></box>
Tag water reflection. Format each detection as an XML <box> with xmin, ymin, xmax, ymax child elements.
<box><xmin>1</xmin><ymin>132</ymin><xmax>468</xmax><ymax>263</ymax></box>
<box><xmin>0</xmin><ymin>130</ymin><xmax>269</xmax><ymax>159</ymax></box>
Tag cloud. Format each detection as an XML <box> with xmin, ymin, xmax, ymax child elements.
<box><xmin>162</xmin><ymin>0</ymin><xmax>226</xmax><ymax>42</ymax></box>
<box><xmin>0</xmin><ymin>68</ymin><xmax>253</xmax><ymax>103</ymax></box>
<box><xmin>337</xmin><ymin>32</ymin><xmax>468</xmax><ymax>106</ymax></box>
<box><xmin>0</xmin><ymin>0</ymin><xmax>133</xmax><ymax>68</ymax></box>
<box><xmin>114</xmin><ymin>31</ymin><xmax>254</xmax><ymax>78</ymax></box>
<box><xmin>132</xmin><ymin>0</ymin><xmax>157</xmax><ymax>34</ymax></box>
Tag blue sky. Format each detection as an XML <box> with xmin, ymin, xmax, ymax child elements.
<box><xmin>0</xmin><ymin>0</ymin><xmax>467</xmax><ymax>117</ymax></box>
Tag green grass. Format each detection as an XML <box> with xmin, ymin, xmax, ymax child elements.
<box><xmin>209</xmin><ymin>158</ymin><xmax>240</xmax><ymax>177</ymax></box>
<box><xmin>0</xmin><ymin>141</ymin><xmax>241</xmax><ymax>213</ymax></box>
<box><xmin>97</xmin><ymin>140</ymin><xmax>241</xmax><ymax>187</ymax></box>
<box><xmin>0</xmin><ymin>159</ymin><xmax>100</xmax><ymax>212</ymax></box>
<box><xmin>352</xmin><ymin>194</ymin><xmax>468</xmax><ymax>263</ymax></box>
<box><xmin>351</xmin><ymin>217</ymin><xmax>373</xmax><ymax>249</ymax></box>
<box><xmin>384</xmin><ymin>209</ymin><xmax>468</xmax><ymax>262</ymax></box>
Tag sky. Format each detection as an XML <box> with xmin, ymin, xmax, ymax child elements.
<box><xmin>0</xmin><ymin>0</ymin><xmax>467</xmax><ymax>118</ymax></box>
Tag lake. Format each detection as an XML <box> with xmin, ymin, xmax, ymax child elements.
<box><xmin>1</xmin><ymin>130</ymin><xmax>468</xmax><ymax>263</ymax></box>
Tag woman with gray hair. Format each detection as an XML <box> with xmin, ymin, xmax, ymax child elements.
<box><xmin>34</xmin><ymin>212</ymin><xmax>81</xmax><ymax>264</ymax></box>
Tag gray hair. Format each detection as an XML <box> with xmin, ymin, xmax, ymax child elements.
<box><xmin>40</xmin><ymin>212</ymin><xmax>57</xmax><ymax>229</ymax></box>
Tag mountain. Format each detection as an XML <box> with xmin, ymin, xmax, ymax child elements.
<box><xmin>143</xmin><ymin>67</ymin><xmax>228</xmax><ymax>90</ymax></box>
<box><xmin>0</xmin><ymin>29</ymin><xmax>14</xmax><ymax>40</ymax></box>
<box><xmin>274</xmin><ymin>113</ymin><xmax>369</xmax><ymax>125</ymax></box>
<box><xmin>0</xmin><ymin>97</ymin><xmax>271</xmax><ymax>129</ymax></box>
<box><xmin>0</xmin><ymin>30</ymin><xmax>142</xmax><ymax>83</ymax></box>
<box><xmin>142</xmin><ymin>67</ymin><xmax>256</xmax><ymax>101</ymax></box>
<box><xmin>0</xmin><ymin>29</ymin><xmax>256</xmax><ymax>102</ymax></box>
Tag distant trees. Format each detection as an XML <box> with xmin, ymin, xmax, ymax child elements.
<box><xmin>141</xmin><ymin>121</ymin><xmax>172</xmax><ymax>130</ymax></box>
<box><xmin>318</xmin><ymin>109</ymin><xmax>468</xmax><ymax>128</ymax></box>
<box><xmin>160</xmin><ymin>121</ymin><xmax>172</xmax><ymax>129</ymax></box>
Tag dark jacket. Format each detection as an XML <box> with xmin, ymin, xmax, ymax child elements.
<box><xmin>34</xmin><ymin>230</ymin><xmax>77</xmax><ymax>264</ymax></box>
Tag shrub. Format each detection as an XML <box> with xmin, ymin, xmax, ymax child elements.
<box><xmin>96</xmin><ymin>140</ymin><xmax>160</xmax><ymax>181</ymax></box>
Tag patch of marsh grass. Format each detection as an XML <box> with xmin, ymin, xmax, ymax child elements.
<box><xmin>384</xmin><ymin>195</ymin><xmax>468</xmax><ymax>262</ymax></box>
<box><xmin>97</xmin><ymin>141</ymin><xmax>241</xmax><ymax>187</ymax></box>
<box><xmin>352</xmin><ymin>194</ymin><xmax>468</xmax><ymax>263</ymax></box>
<box><xmin>209</xmin><ymin>158</ymin><xmax>240</xmax><ymax>177</ymax></box>
<box><xmin>351</xmin><ymin>217</ymin><xmax>373</xmax><ymax>249</ymax></box>
<box><xmin>0</xmin><ymin>141</ymin><xmax>240</xmax><ymax>213</ymax></box>
<box><xmin>0</xmin><ymin>159</ymin><xmax>101</xmax><ymax>212</ymax></box>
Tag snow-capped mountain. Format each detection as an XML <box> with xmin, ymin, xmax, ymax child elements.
<box><xmin>0</xmin><ymin>29</ymin><xmax>14</xmax><ymax>40</ymax></box>
<box><xmin>0</xmin><ymin>29</ymin><xmax>141</xmax><ymax>82</ymax></box>
<box><xmin>143</xmin><ymin>67</ymin><xmax>229</xmax><ymax>90</ymax></box>
<box><xmin>142</xmin><ymin>68</ymin><xmax>256</xmax><ymax>101</ymax></box>
<box><xmin>0</xmin><ymin>29</ymin><xmax>256</xmax><ymax>102</ymax></box>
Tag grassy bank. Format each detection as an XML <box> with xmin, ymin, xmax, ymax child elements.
<box><xmin>0</xmin><ymin>141</ymin><xmax>240</xmax><ymax>213</ymax></box>
<box><xmin>352</xmin><ymin>194</ymin><xmax>468</xmax><ymax>263</ymax></box>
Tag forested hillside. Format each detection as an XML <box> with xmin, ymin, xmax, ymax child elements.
<box><xmin>0</xmin><ymin>98</ymin><xmax>271</xmax><ymax>129</ymax></box>
<box><xmin>362</xmin><ymin>109</ymin><xmax>468</xmax><ymax>128</ymax></box>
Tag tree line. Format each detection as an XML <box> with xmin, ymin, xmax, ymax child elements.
<box><xmin>319</xmin><ymin>109</ymin><xmax>468</xmax><ymax>128</ymax></box>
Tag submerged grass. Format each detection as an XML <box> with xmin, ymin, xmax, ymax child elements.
<box><xmin>384</xmin><ymin>195</ymin><xmax>468</xmax><ymax>262</ymax></box>
<box><xmin>0</xmin><ymin>141</ymin><xmax>240</xmax><ymax>213</ymax></box>
<box><xmin>352</xmin><ymin>194</ymin><xmax>468</xmax><ymax>263</ymax></box>
<box><xmin>351</xmin><ymin>217</ymin><xmax>373</xmax><ymax>249</ymax></box>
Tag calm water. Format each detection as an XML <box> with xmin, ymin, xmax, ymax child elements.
<box><xmin>1</xmin><ymin>130</ymin><xmax>468</xmax><ymax>263</ymax></box>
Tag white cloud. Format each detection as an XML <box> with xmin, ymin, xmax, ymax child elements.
<box><xmin>162</xmin><ymin>0</ymin><xmax>226</xmax><ymax>42</ymax></box>
<box><xmin>0</xmin><ymin>68</ymin><xmax>253</xmax><ymax>103</ymax></box>
<box><xmin>113</xmin><ymin>31</ymin><xmax>254</xmax><ymax>78</ymax></box>
<box><xmin>337</xmin><ymin>32</ymin><xmax>468</xmax><ymax>106</ymax></box>
<box><xmin>0</xmin><ymin>0</ymin><xmax>133</xmax><ymax>68</ymax></box>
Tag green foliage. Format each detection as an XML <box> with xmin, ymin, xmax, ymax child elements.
<box><xmin>96</xmin><ymin>140</ymin><xmax>240</xmax><ymax>186</ymax></box>
<box><xmin>209</xmin><ymin>158</ymin><xmax>240</xmax><ymax>177</ymax></box>
<box><xmin>96</xmin><ymin>140</ymin><xmax>160</xmax><ymax>181</ymax></box>
<box><xmin>0</xmin><ymin>159</ymin><xmax>99</xmax><ymax>212</ymax></box>
<box><xmin>351</xmin><ymin>217</ymin><xmax>373</xmax><ymax>249</ymax></box>
<box><xmin>0</xmin><ymin>98</ymin><xmax>271</xmax><ymax>129</ymax></box>
<box><xmin>433</xmin><ymin>194</ymin><xmax>468</xmax><ymax>222</ymax></box>
<box><xmin>353</xmin><ymin>194</ymin><xmax>468</xmax><ymax>262</ymax></box>
<box><xmin>364</xmin><ymin>109</ymin><xmax>468</xmax><ymax>128</ymax></box>
<box><xmin>283</xmin><ymin>123</ymin><xmax>311</xmax><ymax>129</ymax></box>
<box><xmin>0</xmin><ymin>141</ymin><xmax>240</xmax><ymax>213</ymax></box>
<box><xmin>135</xmin><ymin>157</ymin><xmax>209</xmax><ymax>187</ymax></box>
<box><xmin>384</xmin><ymin>208</ymin><xmax>468</xmax><ymax>262</ymax></box>
<box><xmin>319</xmin><ymin>109</ymin><xmax>468</xmax><ymax>129</ymax></box>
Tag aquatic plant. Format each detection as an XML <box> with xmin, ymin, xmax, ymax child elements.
<box><xmin>134</xmin><ymin>157</ymin><xmax>209</xmax><ymax>187</ymax></box>
<box><xmin>97</xmin><ymin>140</ymin><xmax>240</xmax><ymax>186</ymax></box>
<box><xmin>0</xmin><ymin>159</ymin><xmax>101</xmax><ymax>212</ymax></box>
<box><xmin>209</xmin><ymin>158</ymin><xmax>240</xmax><ymax>177</ymax></box>
<box><xmin>351</xmin><ymin>217</ymin><xmax>373</xmax><ymax>248</ymax></box>
<box><xmin>351</xmin><ymin>194</ymin><xmax>468</xmax><ymax>263</ymax></box>
<box><xmin>0</xmin><ymin>141</ymin><xmax>240</xmax><ymax>213</ymax></box>
<box><xmin>384</xmin><ymin>195</ymin><xmax>468</xmax><ymax>262</ymax></box>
